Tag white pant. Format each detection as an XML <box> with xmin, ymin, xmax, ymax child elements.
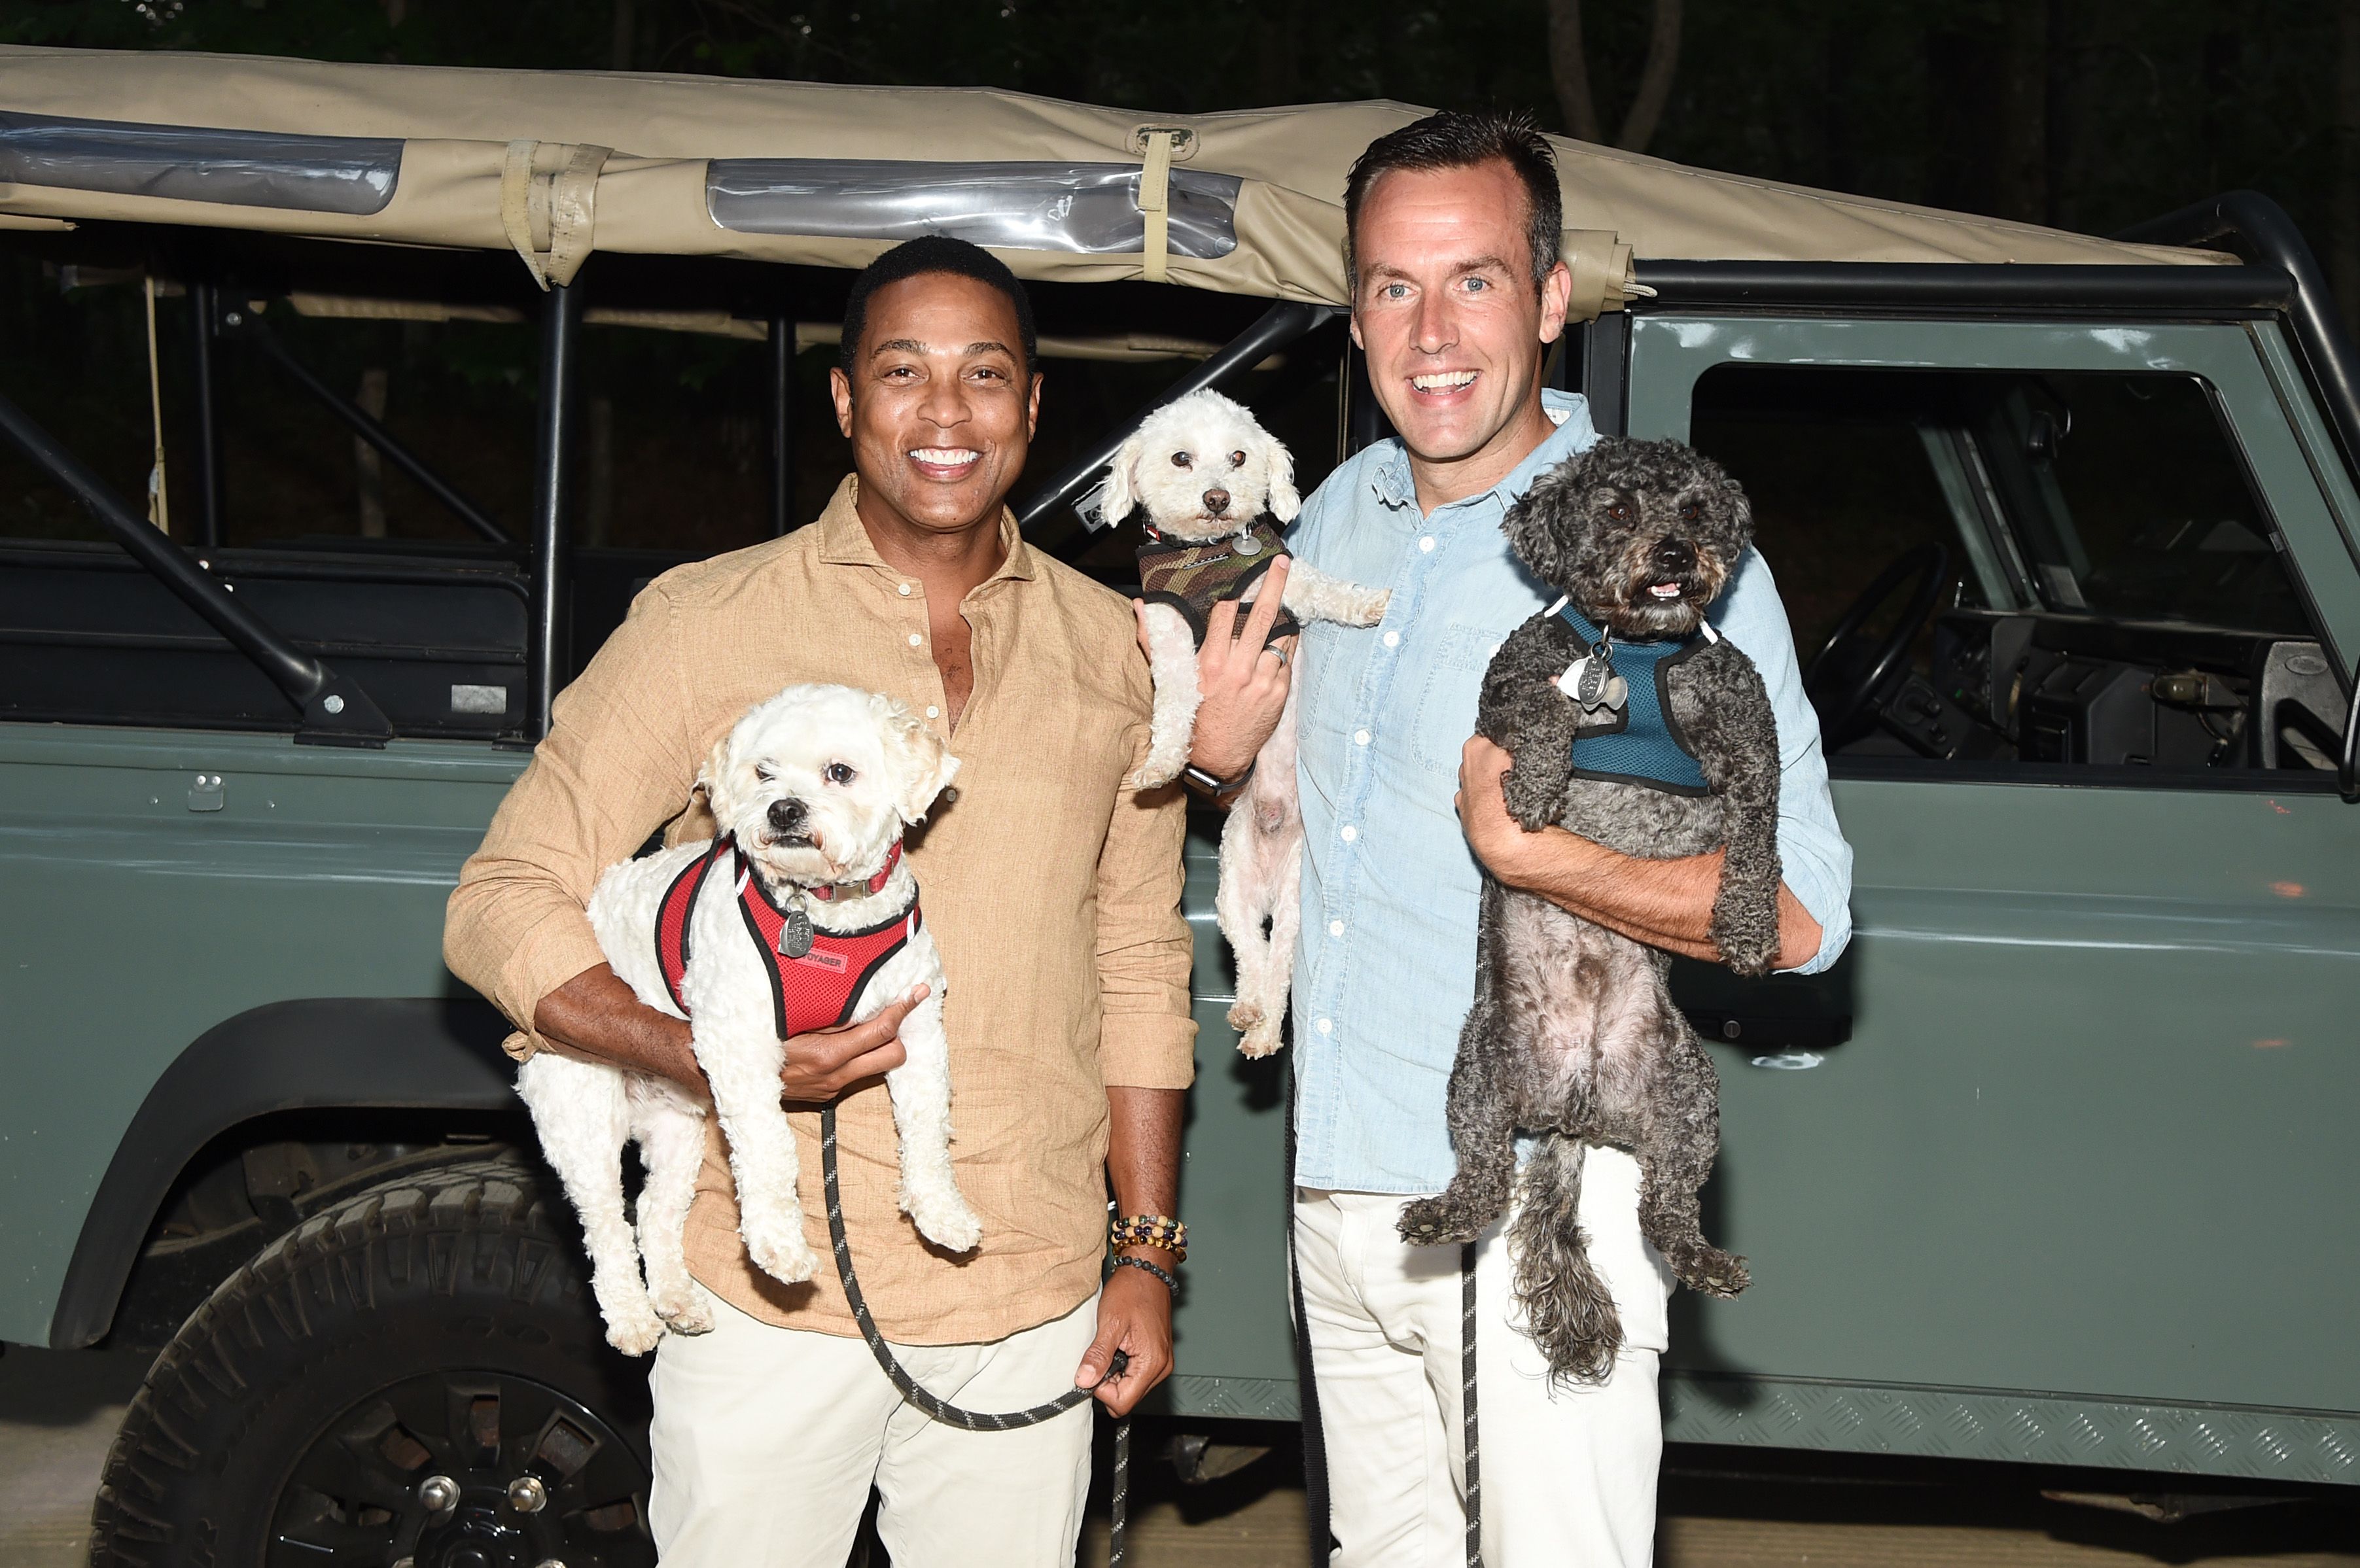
<box><xmin>1295</xmin><ymin>1183</ymin><xmax>1670</xmax><ymax>1568</ymax></box>
<box><xmin>648</xmin><ymin>1283</ymin><xmax>1099</xmax><ymax>1567</ymax></box>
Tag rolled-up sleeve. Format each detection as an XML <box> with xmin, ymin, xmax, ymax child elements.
<box><xmin>1714</xmin><ymin>548</ymin><xmax>1856</xmax><ymax>975</ymax></box>
<box><xmin>444</xmin><ymin>582</ymin><xmax>701</xmax><ymax>1056</ymax></box>
<box><xmin>1092</xmin><ymin>719</ymin><xmax>1198</xmax><ymax>1090</ymax></box>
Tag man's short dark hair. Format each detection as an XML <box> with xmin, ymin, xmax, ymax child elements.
<box><xmin>838</xmin><ymin>235</ymin><xmax>1039</xmax><ymax>380</ymax></box>
<box><xmin>1343</xmin><ymin>109</ymin><xmax>1562</xmax><ymax>297</ymax></box>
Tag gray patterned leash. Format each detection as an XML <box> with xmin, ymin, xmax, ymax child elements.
<box><xmin>820</xmin><ymin>1105</ymin><xmax>1133</xmax><ymax>1557</ymax></box>
<box><xmin>1463</xmin><ymin>1240</ymin><xmax>1483</xmax><ymax>1568</ymax></box>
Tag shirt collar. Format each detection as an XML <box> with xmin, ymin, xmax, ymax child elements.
<box><xmin>814</xmin><ymin>472</ymin><xmax>1038</xmax><ymax>584</ymax></box>
<box><xmin>1366</xmin><ymin>388</ymin><xmax>1598</xmax><ymax>516</ymax></box>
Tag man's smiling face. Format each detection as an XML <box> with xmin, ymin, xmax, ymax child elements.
<box><xmin>1350</xmin><ymin>159</ymin><xmax>1571</xmax><ymax>478</ymax></box>
<box><xmin>831</xmin><ymin>271</ymin><xmax>1040</xmax><ymax>538</ymax></box>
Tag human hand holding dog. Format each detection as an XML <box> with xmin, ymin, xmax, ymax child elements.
<box><xmin>1133</xmin><ymin>555</ymin><xmax>1297</xmax><ymax>784</ymax></box>
<box><xmin>778</xmin><ymin>987</ymin><xmax>925</xmax><ymax>1104</ymax></box>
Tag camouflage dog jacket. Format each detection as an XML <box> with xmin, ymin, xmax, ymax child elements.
<box><xmin>1136</xmin><ymin>517</ymin><xmax>1300</xmax><ymax>648</ymax></box>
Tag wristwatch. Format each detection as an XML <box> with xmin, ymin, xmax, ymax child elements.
<box><xmin>1181</xmin><ymin>760</ymin><xmax>1254</xmax><ymax>797</ymax></box>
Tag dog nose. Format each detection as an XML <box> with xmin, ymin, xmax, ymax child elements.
<box><xmin>1203</xmin><ymin>489</ymin><xmax>1231</xmax><ymax>515</ymax></box>
<box><xmin>767</xmin><ymin>797</ymin><xmax>807</xmax><ymax>834</ymax></box>
<box><xmin>1653</xmin><ymin>538</ymin><xmax>1696</xmax><ymax>574</ymax></box>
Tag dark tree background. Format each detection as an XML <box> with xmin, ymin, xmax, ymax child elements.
<box><xmin>9</xmin><ymin>0</ymin><xmax>2360</xmax><ymax>561</ymax></box>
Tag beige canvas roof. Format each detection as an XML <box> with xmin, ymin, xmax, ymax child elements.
<box><xmin>0</xmin><ymin>44</ymin><xmax>2225</xmax><ymax>321</ymax></box>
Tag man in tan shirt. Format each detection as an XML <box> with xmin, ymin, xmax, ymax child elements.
<box><xmin>444</xmin><ymin>237</ymin><xmax>1194</xmax><ymax>1567</ymax></box>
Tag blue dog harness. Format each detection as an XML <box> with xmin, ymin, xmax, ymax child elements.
<box><xmin>1551</xmin><ymin>597</ymin><xmax>1716</xmax><ymax>797</ymax></box>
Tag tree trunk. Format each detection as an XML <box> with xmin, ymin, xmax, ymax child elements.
<box><xmin>1617</xmin><ymin>0</ymin><xmax>1683</xmax><ymax>156</ymax></box>
<box><xmin>1547</xmin><ymin>0</ymin><xmax>1604</xmax><ymax>144</ymax></box>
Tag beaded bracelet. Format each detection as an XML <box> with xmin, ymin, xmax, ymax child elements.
<box><xmin>1111</xmin><ymin>1253</ymin><xmax>1178</xmax><ymax>1293</ymax></box>
<box><xmin>1110</xmin><ymin>1213</ymin><xmax>1188</xmax><ymax>1263</ymax></box>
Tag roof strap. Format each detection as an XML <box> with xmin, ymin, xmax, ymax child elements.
<box><xmin>500</xmin><ymin>139</ymin><xmax>610</xmax><ymax>291</ymax></box>
<box><xmin>1138</xmin><ymin>129</ymin><xmax>1180</xmax><ymax>285</ymax></box>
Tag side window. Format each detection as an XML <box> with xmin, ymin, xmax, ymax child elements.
<box><xmin>1690</xmin><ymin>364</ymin><xmax>2342</xmax><ymax>780</ymax></box>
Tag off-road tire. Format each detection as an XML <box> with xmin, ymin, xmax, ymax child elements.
<box><xmin>88</xmin><ymin>1157</ymin><xmax>655</xmax><ymax>1568</ymax></box>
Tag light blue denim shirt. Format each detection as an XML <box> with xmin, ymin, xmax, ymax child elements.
<box><xmin>1288</xmin><ymin>389</ymin><xmax>1855</xmax><ymax>1194</ymax></box>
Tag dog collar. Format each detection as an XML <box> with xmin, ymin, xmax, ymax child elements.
<box><xmin>809</xmin><ymin>839</ymin><xmax>902</xmax><ymax>901</ymax></box>
<box><xmin>1139</xmin><ymin>517</ymin><xmax>1267</xmax><ymax>557</ymax></box>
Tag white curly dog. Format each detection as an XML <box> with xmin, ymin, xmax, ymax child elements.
<box><xmin>517</xmin><ymin>682</ymin><xmax>974</xmax><ymax>1353</ymax></box>
<box><xmin>1104</xmin><ymin>390</ymin><xmax>1389</xmax><ymax>1056</ymax></box>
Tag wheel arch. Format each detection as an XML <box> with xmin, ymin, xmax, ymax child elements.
<box><xmin>48</xmin><ymin>995</ymin><xmax>521</xmax><ymax>1349</ymax></box>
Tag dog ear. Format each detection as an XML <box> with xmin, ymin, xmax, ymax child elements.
<box><xmin>875</xmin><ymin>697</ymin><xmax>962</xmax><ymax>824</ymax></box>
<box><xmin>693</xmin><ymin>732</ymin><xmax>735</xmax><ymax>822</ymax></box>
<box><xmin>1098</xmin><ymin>426</ymin><xmax>1146</xmax><ymax>524</ymax></box>
<box><xmin>1265</xmin><ymin>435</ymin><xmax>1301</xmax><ymax>523</ymax></box>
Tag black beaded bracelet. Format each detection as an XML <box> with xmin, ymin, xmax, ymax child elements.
<box><xmin>1111</xmin><ymin>1253</ymin><xmax>1178</xmax><ymax>1293</ymax></box>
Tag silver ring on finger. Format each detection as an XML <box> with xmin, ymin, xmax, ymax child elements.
<box><xmin>1269</xmin><ymin>646</ymin><xmax>1290</xmax><ymax>669</ymax></box>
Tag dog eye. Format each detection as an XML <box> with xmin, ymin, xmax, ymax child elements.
<box><xmin>1230</xmin><ymin>450</ymin><xmax>1246</xmax><ymax>468</ymax></box>
<box><xmin>825</xmin><ymin>761</ymin><xmax>856</xmax><ymax>785</ymax></box>
<box><xmin>1679</xmin><ymin>500</ymin><xmax>1701</xmax><ymax>521</ymax></box>
<box><xmin>754</xmin><ymin>765</ymin><xmax>775</xmax><ymax>783</ymax></box>
<box><xmin>1170</xmin><ymin>451</ymin><xmax>1192</xmax><ymax>469</ymax></box>
<box><xmin>1608</xmin><ymin>503</ymin><xmax>1631</xmax><ymax>521</ymax></box>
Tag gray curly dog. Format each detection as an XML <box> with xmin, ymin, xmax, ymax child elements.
<box><xmin>1398</xmin><ymin>436</ymin><xmax>1780</xmax><ymax>1385</ymax></box>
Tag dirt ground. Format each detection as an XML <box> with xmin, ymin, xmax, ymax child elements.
<box><xmin>8</xmin><ymin>1344</ymin><xmax>2355</xmax><ymax>1567</ymax></box>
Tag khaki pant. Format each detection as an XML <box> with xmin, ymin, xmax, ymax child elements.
<box><xmin>1296</xmin><ymin>1183</ymin><xmax>1672</xmax><ymax>1568</ymax></box>
<box><xmin>648</xmin><ymin>1283</ymin><xmax>1099</xmax><ymax>1567</ymax></box>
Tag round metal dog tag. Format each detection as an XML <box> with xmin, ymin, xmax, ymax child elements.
<box><xmin>1232</xmin><ymin>532</ymin><xmax>1262</xmax><ymax>557</ymax></box>
<box><xmin>779</xmin><ymin>907</ymin><xmax>815</xmax><ymax>960</ymax></box>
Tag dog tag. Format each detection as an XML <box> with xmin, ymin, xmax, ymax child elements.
<box><xmin>778</xmin><ymin>907</ymin><xmax>815</xmax><ymax>960</ymax></box>
<box><xmin>1556</xmin><ymin>653</ymin><xmax>1628</xmax><ymax>714</ymax></box>
<box><xmin>1231</xmin><ymin>531</ymin><xmax>1263</xmax><ymax>557</ymax></box>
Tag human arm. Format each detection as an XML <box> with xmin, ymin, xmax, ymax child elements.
<box><xmin>1071</xmin><ymin>710</ymin><xmax>1197</xmax><ymax>1412</ymax></box>
<box><xmin>1457</xmin><ymin>735</ymin><xmax>1823</xmax><ymax>968</ymax></box>
<box><xmin>444</xmin><ymin>582</ymin><xmax>918</xmax><ymax>1091</ymax></box>
<box><xmin>1076</xmin><ymin>1084</ymin><xmax>1185</xmax><ymax>1414</ymax></box>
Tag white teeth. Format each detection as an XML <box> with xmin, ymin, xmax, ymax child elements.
<box><xmin>1411</xmin><ymin>370</ymin><xmax>1479</xmax><ymax>392</ymax></box>
<box><xmin>1649</xmin><ymin>583</ymin><xmax>1682</xmax><ymax>599</ymax></box>
<box><xmin>911</xmin><ymin>447</ymin><xmax>979</xmax><ymax>466</ymax></box>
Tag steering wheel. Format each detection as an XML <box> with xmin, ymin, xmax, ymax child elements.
<box><xmin>1804</xmin><ymin>542</ymin><xmax>1952</xmax><ymax>750</ymax></box>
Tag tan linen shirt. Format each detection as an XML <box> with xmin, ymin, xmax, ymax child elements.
<box><xmin>444</xmin><ymin>476</ymin><xmax>1195</xmax><ymax>1345</ymax></box>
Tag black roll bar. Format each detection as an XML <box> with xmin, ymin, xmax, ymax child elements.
<box><xmin>2111</xmin><ymin>190</ymin><xmax>2360</xmax><ymax>799</ymax></box>
<box><xmin>1630</xmin><ymin>260</ymin><xmax>2293</xmax><ymax>312</ymax></box>
<box><xmin>1014</xmin><ymin>300</ymin><xmax>1343</xmax><ymax>538</ymax></box>
<box><xmin>527</xmin><ymin>282</ymin><xmax>582</xmax><ymax>739</ymax></box>
<box><xmin>219</xmin><ymin>306</ymin><xmax>513</xmax><ymax>548</ymax></box>
<box><xmin>187</xmin><ymin>279</ymin><xmax>226</xmax><ymax>549</ymax></box>
<box><xmin>0</xmin><ymin>390</ymin><xmax>392</xmax><ymax>745</ymax></box>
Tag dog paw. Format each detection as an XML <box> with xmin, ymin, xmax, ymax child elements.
<box><xmin>905</xmin><ymin>1189</ymin><xmax>984</xmax><ymax>1254</ymax></box>
<box><xmin>745</xmin><ymin>1228</ymin><xmax>820</xmax><ymax>1285</ymax></box>
<box><xmin>1227</xmin><ymin>998</ymin><xmax>1263</xmax><ymax>1033</ymax></box>
<box><xmin>650</xmin><ymin>1285</ymin><xmax>711</xmax><ymax>1334</ymax></box>
<box><xmin>1396</xmin><ymin>1198</ymin><xmax>1473</xmax><ymax>1246</ymax></box>
<box><xmin>1237</xmin><ymin>1020</ymin><xmax>1285</xmax><ymax>1058</ymax></box>
<box><xmin>603</xmin><ymin>1307</ymin><xmax>667</xmax><ymax>1357</ymax></box>
<box><xmin>1500</xmin><ymin>769</ymin><xmax>1564</xmax><ymax>831</ymax></box>
<box><xmin>1343</xmin><ymin>587</ymin><xmax>1391</xmax><ymax>627</ymax></box>
<box><xmin>1677</xmin><ymin>1247</ymin><xmax>1752</xmax><ymax>1298</ymax></box>
<box><xmin>1127</xmin><ymin>758</ymin><xmax>1185</xmax><ymax>792</ymax></box>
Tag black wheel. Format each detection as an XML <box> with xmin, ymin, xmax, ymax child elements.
<box><xmin>90</xmin><ymin>1157</ymin><xmax>657</xmax><ymax>1568</ymax></box>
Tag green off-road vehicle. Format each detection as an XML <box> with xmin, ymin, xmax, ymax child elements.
<box><xmin>0</xmin><ymin>43</ymin><xmax>2354</xmax><ymax>1567</ymax></box>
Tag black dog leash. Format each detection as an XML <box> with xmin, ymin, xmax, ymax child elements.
<box><xmin>819</xmin><ymin>1103</ymin><xmax>1135</xmax><ymax>1561</ymax></box>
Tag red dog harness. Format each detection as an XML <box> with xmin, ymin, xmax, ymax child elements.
<box><xmin>654</xmin><ymin>837</ymin><xmax>919</xmax><ymax>1038</ymax></box>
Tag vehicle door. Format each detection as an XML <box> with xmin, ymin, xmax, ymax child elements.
<box><xmin>1625</xmin><ymin>314</ymin><xmax>2360</xmax><ymax>1480</ymax></box>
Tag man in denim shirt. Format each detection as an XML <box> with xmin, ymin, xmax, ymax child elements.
<box><xmin>1180</xmin><ymin>113</ymin><xmax>1853</xmax><ymax>1565</ymax></box>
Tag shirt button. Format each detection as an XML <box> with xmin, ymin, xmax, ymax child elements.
<box><xmin>907</xmin><ymin>633</ymin><xmax>923</xmax><ymax>647</ymax></box>
<box><xmin>1328</xmin><ymin>919</ymin><xmax>1345</xmax><ymax>937</ymax></box>
<box><xmin>1383</xmin><ymin>630</ymin><xmax>1401</xmax><ymax>648</ymax></box>
<box><xmin>1315</xmin><ymin>1017</ymin><xmax>1333</xmax><ymax>1035</ymax></box>
<box><xmin>1339</xmin><ymin>824</ymin><xmax>1358</xmax><ymax>843</ymax></box>
<box><xmin>925</xmin><ymin>705</ymin><xmax>940</xmax><ymax>719</ymax></box>
<box><xmin>1353</xmin><ymin>728</ymin><xmax>1370</xmax><ymax>746</ymax></box>
<box><xmin>898</xmin><ymin>582</ymin><xmax>913</xmax><ymax>596</ymax></box>
<box><xmin>1418</xmin><ymin>536</ymin><xmax>1435</xmax><ymax>553</ymax></box>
